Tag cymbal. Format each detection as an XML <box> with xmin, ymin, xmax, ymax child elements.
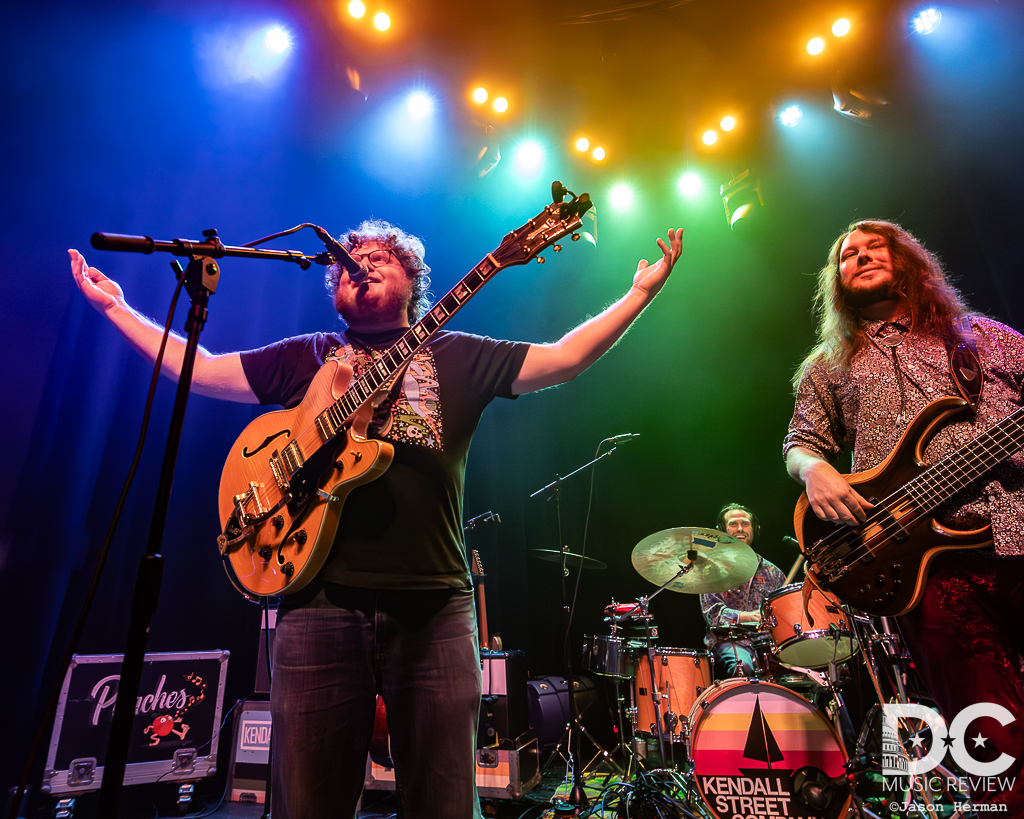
<box><xmin>631</xmin><ymin>527</ymin><xmax>758</xmax><ymax>594</ymax></box>
<box><xmin>530</xmin><ymin>549</ymin><xmax>607</xmax><ymax>570</ymax></box>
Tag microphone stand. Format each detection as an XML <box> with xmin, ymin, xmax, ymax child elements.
<box><xmin>91</xmin><ymin>229</ymin><xmax>317</xmax><ymax>818</ymax></box>
<box><xmin>529</xmin><ymin>439</ymin><xmax>633</xmax><ymax>811</ymax></box>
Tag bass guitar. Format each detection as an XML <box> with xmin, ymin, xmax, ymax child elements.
<box><xmin>217</xmin><ymin>184</ymin><xmax>593</xmax><ymax>598</ymax></box>
<box><xmin>795</xmin><ymin>395</ymin><xmax>1024</xmax><ymax>617</ymax></box>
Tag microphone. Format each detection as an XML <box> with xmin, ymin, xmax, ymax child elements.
<box><xmin>783</xmin><ymin>536</ymin><xmax>799</xmax><ymax>546</ymax></box>
<box><xmin>605</xmin><ymin>433</ymin><xmax>640</xmax><ymax>444</ymax></box>
<box><xmin>312</xmin><ymin>226</ymin><xmax>369</xmax><ymax>283</ymax></box>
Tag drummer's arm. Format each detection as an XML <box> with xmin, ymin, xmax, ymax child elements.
<box><xmin>702</xmin><ymin>594</ymin><xmax>748</xmax><ymax>628</ymax></box>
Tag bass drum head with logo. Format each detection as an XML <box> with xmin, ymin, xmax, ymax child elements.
<box><xmin>688</xmin><ymin>680</ymin><xmax>850</xmax><ymax>819</ymax></box>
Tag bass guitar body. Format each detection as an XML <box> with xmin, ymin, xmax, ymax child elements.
<box><xmin>218</xmin><ymin>358</ymin><xmax>393</xmax><ymax>597</ymax></box>
<box><xmin>795</xmin><ymin>397</ymin><xmax>993</xmax><ymax>617</ymax></box>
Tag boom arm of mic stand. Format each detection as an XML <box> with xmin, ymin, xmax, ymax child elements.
<box><xmin>92</xmin><ymin>232</ymin><xmax>314</xmax><ymax>269</ymax></box>
<box><xmin>529</xmin><ymin>448</ymin><xmax>617</xmax><ymax>499</ymax></box>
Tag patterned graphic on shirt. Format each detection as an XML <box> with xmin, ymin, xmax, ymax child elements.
<box><xmin>329</xmin><ymin>343</ymin><xmax>443</xmax><ymax>450</ymax></box>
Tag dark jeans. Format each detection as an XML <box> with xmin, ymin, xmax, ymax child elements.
<box><xmin>711</xmin><ymin>640</ymin><xmax>757</xmax><ymax>678</ymax></box>
<box><xmin>270</xmin><ymin>584</ymin><xmax>483</xmax><ymax>819</ymax></box>
<box><xmin>898</xmin><ymin>553</ymin><xmax>1024</xmax><ymax>811</ymax></box>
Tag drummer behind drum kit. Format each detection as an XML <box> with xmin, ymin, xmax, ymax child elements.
<box><xmin>580</xmin><ymin>526</ymin><xmax>891</xmax><ymax>819</ymax></box>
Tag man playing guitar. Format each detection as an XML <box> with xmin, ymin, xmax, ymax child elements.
<box><xmin>784</xmin><ymin>219</ymin><xmax>1024</xmax><ymax>812</ymax></box>
<box><xmin>70</xmin><ymin>220</ymin><xmax>682</xmax><ymax>819</ymax></box>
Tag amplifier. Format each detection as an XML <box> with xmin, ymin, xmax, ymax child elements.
<box><xmin>225</xmin><ymin>699</ymin><xmax>272</xmax><ymax>803</ymax></box>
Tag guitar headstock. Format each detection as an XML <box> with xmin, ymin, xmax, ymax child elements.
<box><xmin>470</xmin><ymin>548</ymin><xmax>485</xmax><ymax>576</ymax></box>
<box><xmin>491</xmin><ymin>181</ymin><xmax>593</xmax><ymax>269</ymax></box>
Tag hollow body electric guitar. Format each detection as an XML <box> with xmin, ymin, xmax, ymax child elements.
<box><xmin>794</xmin><ymin>396</ymin><xmax>1024</xmax><ymax>617</ymax></box>
<box><xmin>218</xmin><ymin>185</ymin><xmax>593</xmax><ymax>598</ymax></box>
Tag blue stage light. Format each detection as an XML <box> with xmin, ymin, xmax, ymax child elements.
<box><xmin>913</xmin><ymin>8</ymin><xmax>942</xmax><ymax>35</ymax></box>
<box><xmin>779</xmin><ymin>105</ymin><xmax>803</xmax><ymax>127</ymax></box>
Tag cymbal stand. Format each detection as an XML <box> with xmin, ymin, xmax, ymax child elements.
<box><xmin>618</xmin><ymin>561</ymin><xmax>698</xmax><ymax>771</ymax></box>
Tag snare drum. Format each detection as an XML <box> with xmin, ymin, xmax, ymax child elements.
<box><xmin>632</xmin><ymin>648</ymin><xmax>712</xmax><ymax>739</ymax></box>
<box><xmin>582</xmin><ymin>634</ymin><xmax>632</xmax><ymax>678</ymax></box>
<box><xmin>761</xmin><ymin>582</ymin><xmax>859</xmax><ymax>668</ymax></box>
<box><xmin>688</xmin><ymin>679</ymin><xmax>851</xmax><ymax>819</ymax></box>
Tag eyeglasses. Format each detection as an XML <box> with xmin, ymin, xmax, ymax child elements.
<box><xmin>350</xmin><ymin>249</ymin><xmax>397</xmax><ymax>268</ymax></box>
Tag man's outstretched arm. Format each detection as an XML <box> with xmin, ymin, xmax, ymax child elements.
<box><xmin>511</xmin><ymin>228</ymin><xmax>683</xmax><ymax>395</ymax></box>
<box><xmin>69</xmin><ymin>248</ymin><xmax>258</xmax><ymax>403</ymax></box>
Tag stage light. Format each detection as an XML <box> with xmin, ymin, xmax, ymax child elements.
<box><xmin>807</xmin><ymin>37</ymin><xmax>825</xmax><ymax>55</ymax></box>
<box><xmin>720</xmin><ymin>116</ymin><xmax>736</xmax><ymax>132</ymax></box>
<box><xmin>609</xmin><ymin>184</ymin><xmax>634</xmax><ymax>209</ymax></box>
<box><xmin>832</xmin><ymin>84</ymin><xmax>889</xmax><ymax>124</ymax></box>
<box><xmin>195</xmin><ymin>23</ymin><xmax>294</xmax><ymax>88</ymax></box>
<box><xmin>912</xmin><ymin>8</ymin><xmax>941</xmax><ymax>34</ymax></box>
<box><xmin>575</xmin><ymin>137</ymin><xmax>590</xmax><ymax>152</ymax></box>
<box><xmin>473</xmin><ymin>123</ymin><xmax>501</xmax><ymax>178</ymax></box>
<box><xmin>592</xmin><ymin>146</ymin><xmax>606</xmax><ymax>161</ymax></box>
<box><xmin>779</xmin><ymin>105</ymin><xmax>803</xmax><ymax>127</ymax></box>
<box><xmin>720</xmin><ymin>169</ymin><xmax>763</xmax><ymax>229</ymax></box>
<box><xmin>702</xmin><ymin>130</ymin><xmax>718</xmax><ymax>146</ymax></box>
<box><xmin>832</xmin><ymin>18</ymin><xmax>851</xmax><ymax>36</ymax></box>
<box><xmin>374</xmin><ymin>12</ymin><xmax>391</xmax><ymax>31</ymax></box>
<box><xmin>407</xmin><ymin>91</ymin><xmax>432</xmax><ymax>119</ymax></box>
<box><xmin>678</xmin><ymin>172</ymin><xmax>702</xmax><ymax>197</ymax></box>
<box><xmin>264</xmin><ymin>26</ymin><xmax>291</xmax><ymax>54</ymax></box>
<box><xmin>473</xmin><ymin>87</ymin><xmax>488</xmax><ymax>104</ymax></box>
<box><xmin>348</xmin><ymin>1</ymin><xmax>366</xmax><ymax>19</ymax></box>
<box><xmin>493</xmin><ymin>96</ymin><xmax>509</xmax><ymax>113</ymax></box>
<box><xmin>514</xmin><ymin>141</ymin><xmax>544</xmax><ymax>175</ymax></box>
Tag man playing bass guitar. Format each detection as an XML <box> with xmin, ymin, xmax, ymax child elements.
<box><xmin>70</xmin><ymin>219</ymin><xmax>682</xmax><ymax>819</ymax></box>
<box><xmin>784</xmin><ymin>219</ymin><xmax>1024</xmax><ymax>812</ymax></box>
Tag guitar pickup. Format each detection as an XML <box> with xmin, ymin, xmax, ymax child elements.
<box><xmin>280</xmin><ymin>440</ymin><xmax>306</xmax><ymax>477</ymax></box>
<box><xmin>878</xmin><ymin>509</ymin><xmax>910</xmax><ymax>543</ymax></box>
<box><xmin>269</xmin><ymin>453</ymin><xmax>290</xmax><ymax>493</ymax></box>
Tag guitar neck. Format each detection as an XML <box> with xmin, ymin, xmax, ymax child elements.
<box><xmin>315</xmin><ymin>253</ymin><xmax>505</xmax><ymax>438</ymax></box>
<box><xmin>907</xmin><ymin>405</ymin><xmax>1024</xmax><ymax>512</ymax></box>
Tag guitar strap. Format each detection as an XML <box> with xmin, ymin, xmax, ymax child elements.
<box><xmin>947</xmin><ymin>315</ymin><xmax>983</xmax><ymax>410</ymax></box>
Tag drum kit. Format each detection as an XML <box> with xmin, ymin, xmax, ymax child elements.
<box><xmin>578</xmin><ymin>525</ymin><xmax>907</xmax><ymax>819</ymax></box>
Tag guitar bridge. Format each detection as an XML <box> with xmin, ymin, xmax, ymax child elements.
<box><xmin>232</xmin><ymin>482</ymin><xmax>289</xmax><ymax>527</ymax></box>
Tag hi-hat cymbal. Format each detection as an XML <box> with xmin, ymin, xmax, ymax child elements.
<box><xmin>631</xmin><ymin>527</ymin><xmax>757</xmax><ymax>593</ymax></box>
<box><xmin>530</xmin><ymin>549</ymin><xmax>607</xmax><ymax>570</ymax></box>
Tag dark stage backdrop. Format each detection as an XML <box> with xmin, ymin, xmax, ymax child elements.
<box><xmin>3</xmin><ymin>0</ymin><xmax>1023</xmax><ymax>805</ymax></box>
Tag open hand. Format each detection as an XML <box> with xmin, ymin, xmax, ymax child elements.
<box><xmin>633</xmin><ymin>227</ymin><xmax>683</xmax><ymax>298</ymax></box>
<box><xmin>69</xmin><ymin>248</ymin><xmax>124</xmax><ymax>315</ymax></box>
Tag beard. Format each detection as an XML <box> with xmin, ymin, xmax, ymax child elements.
<box><xmin>838</xmin><ymin>277</ymin><xmax>899</xmax><ymax>310</ymax></box>
<box><xmin>334</xmin><ymin>276</ymin><xmax>414</xmax><ymax>327</ymax></box>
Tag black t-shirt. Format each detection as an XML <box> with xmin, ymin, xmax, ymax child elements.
<box><xmin>239</xmin><ymin>329</ymin><xmax>529</xmax><ymax>591</ymax></box>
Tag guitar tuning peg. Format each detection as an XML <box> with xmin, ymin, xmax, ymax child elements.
<box><xmin>552</xmin><ymin>244</ymin><xmax>563</xmax><ymax>252</ymax></box>
<box><xmin>536</xmin><ymin>256</ymin><xmax>546</xmax><ymax>264</ymax></box>
<box><xmin>571</xmin><ymin>233</ymin><xmax>581</xmax><ymax>241</ymax></box>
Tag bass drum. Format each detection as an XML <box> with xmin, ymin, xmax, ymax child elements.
<box><xmin>688</xmin><ymin>679</ymin><xmax>850</xmax><ymax>819</ymax></box>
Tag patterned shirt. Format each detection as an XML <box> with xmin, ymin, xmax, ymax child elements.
<box><xmin>784</xmin><ymin>315</ymin><xmax>1024</xmax><ymax>556</ymax></box>
<box><xmin>700</xmin><ymin>556</ymin><xmax>786</xmax><ymax>650</ymax></box>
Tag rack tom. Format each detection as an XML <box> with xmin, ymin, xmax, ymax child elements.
<box><xmin>760</xmin><ymin>582</ymin><xmax>858</xmax><ymax>668</ymax></box>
